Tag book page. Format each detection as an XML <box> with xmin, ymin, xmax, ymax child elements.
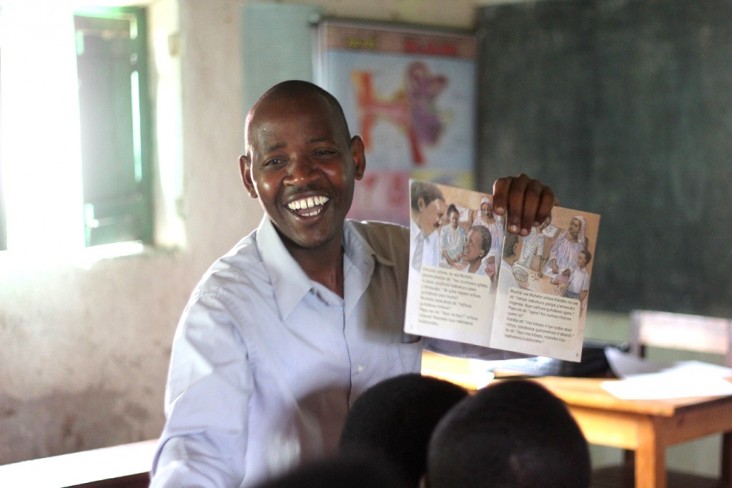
<box><xmin>404</xmin><ymin>180</ymin><xmax>499</xmax><ymax>347</ymax></box>
<box><xmin>404</xmin><ymin>179</ymin><xmax>601</xmax><ymax>362</ymax></box>
<box><xmin>491</xmin><ymin>286</ymin><xmax>582</xmax><ymax>361</ymax></box>
<box><xmin>489</xmin><ymin>206</ymin><xmax>601</xmax><ymax>361</ymax></box>
<box><xmin>406</xmin><ymin>264</ymin><xmax>495</xmax><ymax>347</ymax></box>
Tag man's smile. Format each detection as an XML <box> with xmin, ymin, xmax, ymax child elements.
<box><xmin>287</xmin><ymin>195</ymin><xmax>330</xmax><ymax>217</ymax></box>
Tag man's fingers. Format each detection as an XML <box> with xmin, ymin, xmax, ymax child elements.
<box><xmin>492</xmin><ymin>174</ymin><xmax>556</xmax><ymax>235</ymax></box>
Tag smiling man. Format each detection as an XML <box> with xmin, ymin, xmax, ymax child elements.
<box><xmin>150</xmin><ymin>80</ymin><xmax>555</xmax><ymax>488</ymax></box>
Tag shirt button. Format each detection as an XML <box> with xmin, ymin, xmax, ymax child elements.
<box><xmin>356</xmin><ymin>365</ymin><xmax>365</xmax><ymax>373</ymax></box>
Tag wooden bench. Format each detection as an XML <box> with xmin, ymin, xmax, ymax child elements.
<box><xmin>0</xmin><ymin>439</ymin><xmax>157</xmax><ymax>487</ymax></box>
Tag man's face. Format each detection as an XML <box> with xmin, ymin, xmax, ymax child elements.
<box><xmin>418</xmin><ymin>198</ymin><xmax>446</xmax><ymax>236</ymax></box>
<box><xmin>448</xmin><ymin>211</ymin><xmax>459</xmax><ymax>229</ymax></box>
<box><xmin>480</xmin><ymin>202</ymin><xmax>493</xmax><ymax>218</ymax></box>
<box><xmin>240</xmin><ymin>92</ymin><xmax>365</xmax><ymax>251</ymax></box>
<box><xmin>463</xmin><ymin>229</ymin><xmax>485</xmax><ymax>262</ymax></box>
<box><xmin>568</xmin><ymin>218</ymin><xmax>581</xmax><ymax>237</ymax></box>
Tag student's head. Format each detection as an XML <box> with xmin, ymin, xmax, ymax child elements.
<box><xmin>446</xmin><ymin>204</ymin><xmax>460</xmax><ymax>229</ymax></box>
<box><xmin>239</xmin><ymin>80</ymin><xmax>366</xmax><ymax>252</ymax></box>
<box><xmin>340</xmin><ymin>374</ymin><xmax>468</xmax><ymax>487</ymax></box>
<box><xmin>463</xmin><ymin>226</ymin><xmax>491</xmax><ymax>264</ymax></box>
<box><xmin>426</xmin><ymin>380</ymin><xmax>591</xmax><ymax>488</ymax></box>
<box><xmin>410</xmin><ymin>181</ymin><xmax>446</xmax><ymax>236</ymax></box>
<box><xmin>252</xmin><ymin>453</ymin><xmax>408</xmax><ymax>488</ymax></box>
<box><xmin>578</xmin><ymin>249</ymin><xmax>592</xmax><ymax>267</ymax></box>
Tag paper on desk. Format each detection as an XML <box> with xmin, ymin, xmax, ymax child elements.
<box><xmin>602</xmin><ymin>348</ymin><xmax>732</xmax><ymax>400</ymax></box>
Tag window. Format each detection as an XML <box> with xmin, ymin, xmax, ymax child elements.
<box><xmin>0</xmin><ymin>4</ymin><xmax>153</xmax><ymax>253</ymax></box>
<box><xmin>75</xmin><ymin>8</ymin><xmax>153</xmax><ymax>247</ymax></box>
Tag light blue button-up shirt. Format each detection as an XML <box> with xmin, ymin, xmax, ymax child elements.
<box><xmin>151</xmin><ymin>217</ymin><xmax>423</xmax><ymax>487</ymax></box>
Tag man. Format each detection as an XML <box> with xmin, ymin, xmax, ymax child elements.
<box><xmin>151</xmin><ymin>80</ymin><xmax>554</xmax><ymax>487</ymax></box>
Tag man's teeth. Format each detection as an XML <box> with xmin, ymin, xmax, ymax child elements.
<box><xmin>288</xmin><ymin>196</ymin><xmax>330</xmax><ymax>215</ymax></box>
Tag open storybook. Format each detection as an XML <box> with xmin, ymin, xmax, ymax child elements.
<box><xmin>404</xmin><ymin>179</ymin><xmax>601</xmax><ymax>362</ymax></box>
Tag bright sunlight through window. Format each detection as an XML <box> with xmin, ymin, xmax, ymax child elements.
<box><xmin>1</xmin><ymin>2</ymin><xmax>86</xmax><ymax>253</ymax></box>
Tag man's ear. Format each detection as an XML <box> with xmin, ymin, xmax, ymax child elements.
<box><xmin>350</xmin><ymin>135</ymin><xmax>367</xmax><ymax>180</ymax></box>
<box><xmin>239</xmin><ymin>155</ymin><xmax>258</xmax><ymax>199</ymax></box>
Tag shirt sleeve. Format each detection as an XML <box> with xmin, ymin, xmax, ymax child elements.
<box><xmin>151</xmin><ymin>291</ymin><xmax>253</xmax><ymax>488</ymax></box>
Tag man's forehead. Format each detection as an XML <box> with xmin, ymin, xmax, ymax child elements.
<box><xmin>246</xmin><ymin>99</ymin><xmax>346</xmax><ymax>148</ymax></box>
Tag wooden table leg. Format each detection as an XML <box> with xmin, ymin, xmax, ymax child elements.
<box><xmin>634</xmin><ymin>418</ymin><xmax>667</xmax><ymax>488</ymax></box>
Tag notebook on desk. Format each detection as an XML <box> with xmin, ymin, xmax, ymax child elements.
<box><xmin>488</xmin><ymin>340</ymin><xmax>629</xmax><ymax>378</ymax></box>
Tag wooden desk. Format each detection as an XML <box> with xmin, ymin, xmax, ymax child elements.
<box><xmin>532</xmin><ymin>376</ymin><xmax>732</xmax><ymax>488</ymax></box>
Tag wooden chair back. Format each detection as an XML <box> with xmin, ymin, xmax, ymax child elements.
<box><xmin>629</xmin><ymin>310</ymin><xmax>732</xmax><ymax>367</ymax></box>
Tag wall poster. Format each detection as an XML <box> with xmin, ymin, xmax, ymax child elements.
<box><xmin>316</xmin><ymin>20</ymin><xmax>477</xmax><ymax>226</ymax></box>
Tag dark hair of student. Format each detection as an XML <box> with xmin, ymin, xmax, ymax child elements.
<box><xmin>339</xmin><ymin>373</ymin><xmax>469</xmax><ymax>487</ymax></box>
<box><xmin>427</xmin><ymin>380</ymin><xmax>591</xmax><ymax>488</ymax></box>
<box><xmin>251</xmin><ymin>453</ymin><xmax>409</xmax><ymax>488</ymax></box>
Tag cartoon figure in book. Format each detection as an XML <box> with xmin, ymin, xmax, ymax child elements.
<box><xmin>564</xmin><ymin>249</ymin><xmax>592</xmax><ymax>310</ymax></box>
<box><xmin>410</xmin><ymin>180</ymin><xmax>447</xmax><ymax>271</ymax></box>
<box><xmin>469</xmin><ymin>196</ymin><xmax>504</xmax><ymax>264</ymax></box>
<box><xmin>452</xmin><ymin>226</ymin><xmax>495</xmax><ymax>278</ymax></box>
<box><xmin>440</xmin><ymin>204</ymin><xmax>467</xmax><ymax>267</ymax></box>
<box><xmin>498</xmin><ymin>233</ymin><xmax>521</xmax><ymax>290</ymax></box>
<box><xmin>542</xmin><ymin>215</ymin><xmax>588</xmax><ymax>279</ymax></box>
<box><xmin>517</xmin><ymin>214</ymin><xmax>552</xmax><ymax>271</ymax></box>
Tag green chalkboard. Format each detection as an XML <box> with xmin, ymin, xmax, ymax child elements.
<box><xmin>476</xmin><ymin>0</ymin><xmax>732</xmax><ymax>316</ymax></box>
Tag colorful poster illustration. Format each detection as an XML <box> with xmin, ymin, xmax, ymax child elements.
<box><xmin>316</xmin><ymin>21</ymin><xmax>477</xmax><ymax>226</ymax></box>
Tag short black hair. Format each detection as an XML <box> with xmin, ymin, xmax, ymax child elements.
<box><xmin>245</xmin><ymin>80</ymin><xmax>352</xmax><ymax>149</ymax></box>
<box><xmin>340</xmin><ymin>374</ymin><xmax>468</xmax><ymax>487</ymax></box>
<box><xmin>252</xmin><ymin>453</ymin><xmax>408</xmax><ymax>488</ymax></box>
<box><xmin>427</xmin><ymin>380</ymin><xmax>591</xmax><ymax>488</ymax></box>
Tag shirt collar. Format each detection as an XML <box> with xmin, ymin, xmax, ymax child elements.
<box><xmin>255</xmin><ymin>217</ymin><xmax>394</xmax><ymax>319</ymax></box>
<box><xmin>256</xmin><ymin>217</ymin><xmax>313</xmax><ymax>319</ymax></box>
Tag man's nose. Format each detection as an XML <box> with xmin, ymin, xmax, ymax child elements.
<box><xmin>286</xmin><ymin>156</ymin><xmax>317</xmax><ymax>183</ymax></box>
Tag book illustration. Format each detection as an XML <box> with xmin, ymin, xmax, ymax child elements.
<box><xmin>404</xmin><ymin>179</ymin><xmax>601</xmax><ymax>362</ymax></box>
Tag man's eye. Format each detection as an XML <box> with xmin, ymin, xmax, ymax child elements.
<box><xmin>315</xmin><ymin>149</ymin><xmax>336</xmax><ymax>157</ymax></box>
<box><xmin>263</xmin><ymin>158</ymin><xmax>284</xmax><ymax>167</ymax></box>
